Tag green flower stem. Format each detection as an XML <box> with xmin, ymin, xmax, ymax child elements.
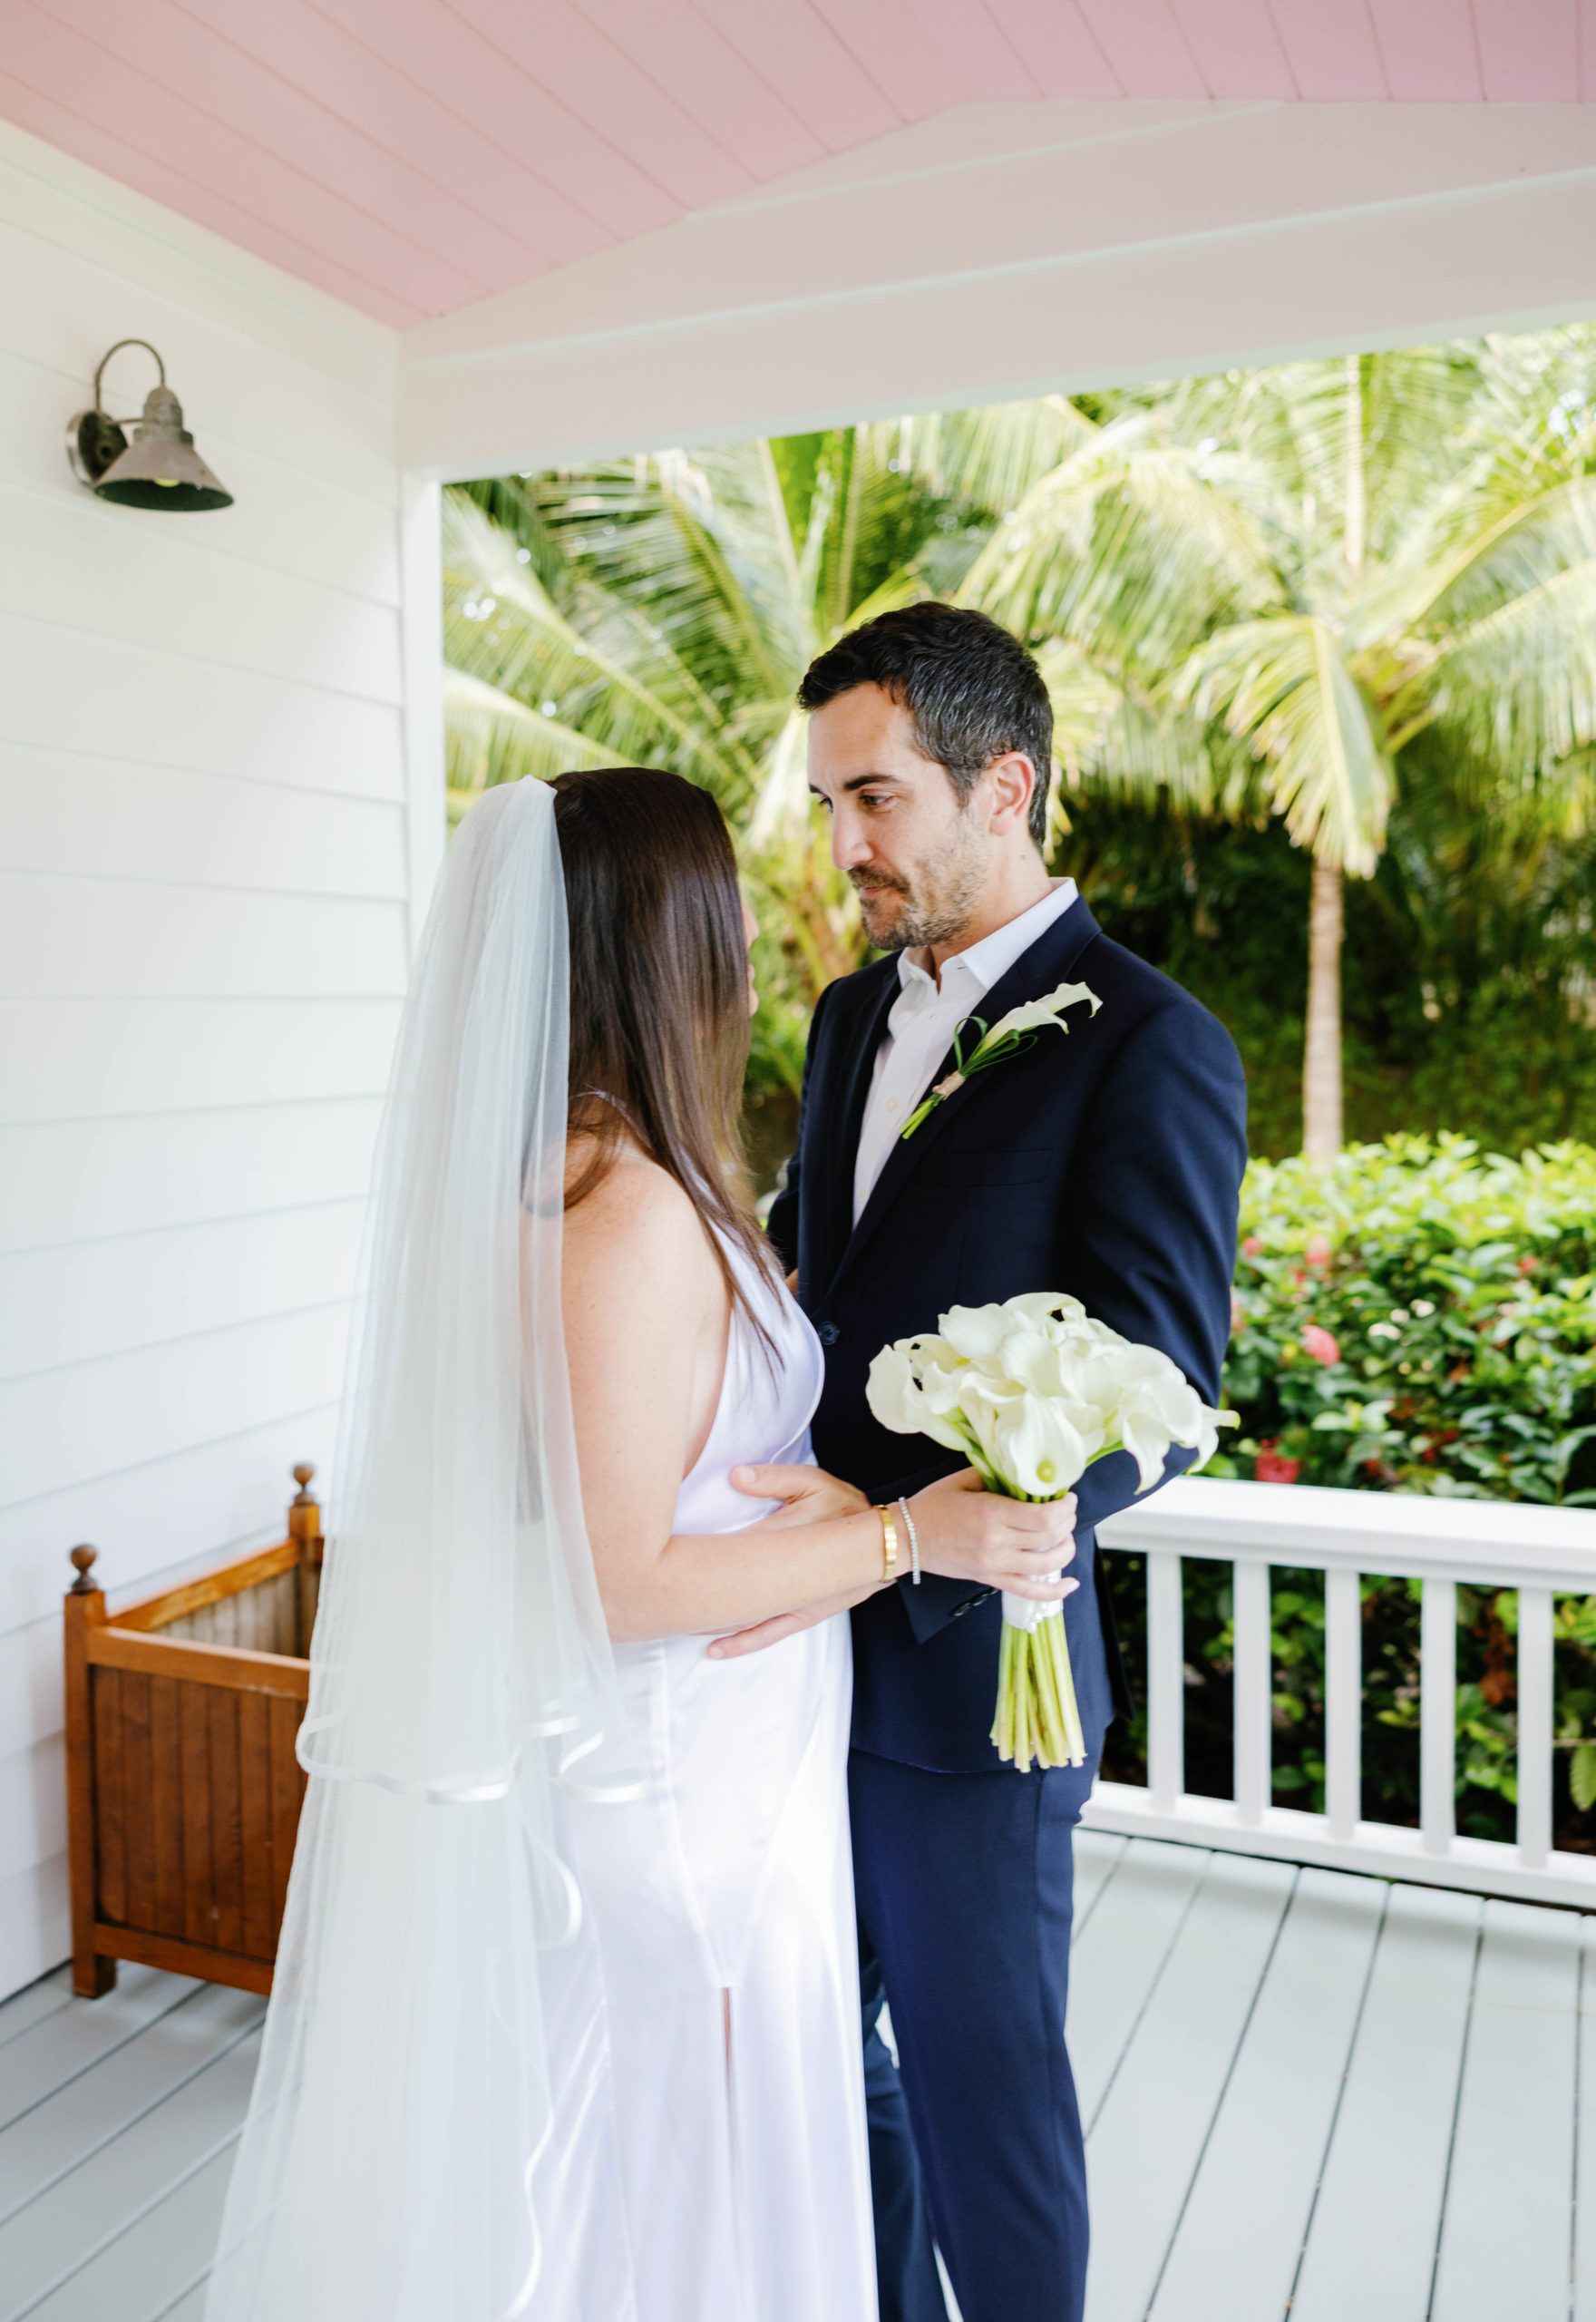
<box><xmin>987</xmin><ymin>1474</ymin><xmax>1091</xmax><ymax>1771</ymax></box>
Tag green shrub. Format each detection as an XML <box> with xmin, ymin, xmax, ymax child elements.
<box><xmin>1219</xmin><ymin>1136</ymin><xmax>1596</xmax><ymax>1504</ymax></box>
<box><xmin>1102</xmin><ymin>1137</ymin><xmax>1596</xmax><ymax>1849</ymax></box>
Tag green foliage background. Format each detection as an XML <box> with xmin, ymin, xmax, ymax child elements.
<box><xmin>1102</xmin><ymin>1139</ymin><xmax>1596</xmax><ymax>1850</ymax></box>
<box><xmin>1057</xmin><ymin>797</ymin><xmax>1596</xmax><ymax>1160</ymax></box>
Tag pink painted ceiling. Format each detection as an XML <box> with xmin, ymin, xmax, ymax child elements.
<box><xmin>1</xmin><ymin>0</ymin><xmax>1590</xmax><ymax>327</ymax></box>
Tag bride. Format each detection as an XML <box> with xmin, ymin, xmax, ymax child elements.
<box><xmin>204</xmin><ymin>770</ymin><xmax>1075</xmax><ymax>2322</ymax></box>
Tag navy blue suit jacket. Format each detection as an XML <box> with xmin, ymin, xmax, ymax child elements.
<box><xmin>767</xmin><ymin>898</ymin><xmax>1248</xmax><ymax>1773</ymax></box>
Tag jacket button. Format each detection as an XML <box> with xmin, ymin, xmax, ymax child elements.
<box><xmin>817</xmin><ymin>1321</ymin><xmax>841</xmax><ymax>1346</ymax></box>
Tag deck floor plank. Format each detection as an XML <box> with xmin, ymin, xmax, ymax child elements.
<box><xmin>1289</xmin><ymin>1882</ymin><xmax>1484</xmax><ymax>2322</ymax></box>
<box><xmin>153</xmin><ymin>2293</ymin><xmax>207</xmax><ymax>2322</ymax></box>
<box><xmin>1067</xmin><ymin>1839</ymin><xmax>1212</xmax><ymax>2126</ymax></box>
<box><xmin>0</xmin><ymin>1967</ymin><xmax>200</xmax><ymax>2133</ymax></box>
<box><xmin>1574</xmin><ymin>1923</ymin><xmax>1596</xmax><ymax>2322</ymax></box>
<box><xmin>7</xmin><ymin>1850</ymin><xmax>1596</xmax><ymax>2320</ymax></box>
<box><xmin>24</xmin><ymin>2145</ymin><xmax>236</xmax><ymax>2322</ymax></box>
<box><xmin>0</xmin><ymin>2029</ymin><xmax>260</xmax><ymax>2322</ymax></box>
<box><xmin>1147</xmin><ymin>1865</ymin><xmax>1387</xmax><ymax>2322</ymax></box>
<box><xmin>1430</xmin><ymin>1898</ymin><xmax>1581</xmax><ymax>2322</ymax></box>
<box><xmin>1083</xmin><ymin>1850</ymin><xmax>1298</xmax><ymax>2322</ymax></box>
<box><xmin>0</xmin><ymin>1969</ymin><xmax>73</xmax><ymax>2052</ymax></box>
<box><xmin>1072</xmin><ymin>1829</ymin><xmax>1127</xmax><ymax>1938</ymax></box>
<box><xmin>0</xmin><ymin>1982</ymin><xmax>263</xmax><ymax>2226</ymax></box>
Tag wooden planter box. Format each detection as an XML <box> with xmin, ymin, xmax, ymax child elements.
<box><xmin>63</xmin><ymin>1466</ymin><xmax>323</xmax><ymax>1999</ymax></box>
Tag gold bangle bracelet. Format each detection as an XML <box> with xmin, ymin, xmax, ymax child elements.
<box><xmin>876</xmin><ymin>1503</ymin><xmax>899</xmax><ymax>1585</ymax></box>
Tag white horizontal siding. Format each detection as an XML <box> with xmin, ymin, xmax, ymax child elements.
<box><xmin>0</xmin><ymin>878</ymin><xmax>407</xmax><ymax>1000</ymax></box>
<box><xmin>2</xmin><ymin>1095</ymin><xmax>383</xmax><ymax>1254</ymax></box>
<box><xmin>0</xmin><ymin>1404</ymin><xmax>343</xmax><ymax>1635</ymax></box>
<box><xmin>4</xmin><ymin>1303</ymin><xmax>351</xmax><ymax>1516</ymax></box>
<box><xmin>0</xmin><ymin>1001</ymin><xmax>399</xmax><ymax>1127</ymax></box>
<box><xmin>1</xmin><ymin>753</ymin><xmax>406</xmax><ymax>897</ymax></box>
<box><xmin>0</xmin><ymin>1198</ymin><xmax>364</xmax><ymax>1386</ymax></box>
<box><xmin>0</xmin><ymin>1734</ymin><xmax>65</xmax><ymax>1889</ymax></box>
<box><xmin>0</xmin><ymin>1613</ymin><xmax>63</xmax><ymax>1761</ymax></box>
<box><xmin>0</xmin><ymin>1850</ymin><xmax>67</xmax><ymax>1997</ymax></box>
<box><xmin>0</xmin><ymin>620</ymin><xmax>403</xmax><ymax>798</ymax></box>
<box><xmin>0</xmin><ymin>115</ymin><xmax>416</xmax><ymax>1998</ymax></box>
<box><xmin>0</xmin><ymin>487</ymin><xmax>403</xmax><ymax>699</ymax></box>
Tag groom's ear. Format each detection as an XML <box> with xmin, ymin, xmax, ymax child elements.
<box><xmin>982</xmin><ymin>750</ymin><xmax>1041</xmax><ymax>842</ymax></box>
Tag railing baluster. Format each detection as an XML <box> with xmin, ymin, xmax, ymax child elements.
<box><xmin>1232</xmin><ymin>1557</ymin><xmax>1271</xmax><ymax>1826</ymax></box>
<box><xmin>1147</xmin><ymin>1549</ymin><xmax>1184</xmax><ymax>1814</ymax></box>
<box><xmin>1516</xmin><ymin>1585</ymin><xmax>1554</xmax><ymax>1869</ymax></box>
<box><xmin>1420</xmin><ymin>1576</ymin><xmax>1457</xmax><ymax>1855</ymax></box>
<box><xmin>1325</xmin><ymin>1565</ymin><xmax>1362</xmax><ymax>1840</ymax></box>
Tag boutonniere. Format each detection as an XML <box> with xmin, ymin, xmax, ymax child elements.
<box><xmin>900</xmin><ymin>981</ymin><xmax>1103</xmax><ymax>1138</ymax></box>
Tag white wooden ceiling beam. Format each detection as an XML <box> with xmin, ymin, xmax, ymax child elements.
<box><xmin>398</xmin><ymin>100</ymin><xmax>1596</xmax><ymax>480</ymax></box>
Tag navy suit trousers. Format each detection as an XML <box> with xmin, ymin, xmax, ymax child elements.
<box><xmin>850</xmin><ymin>1744</ymin><xmax>1102</xmax><ymax>2322</ymax></box>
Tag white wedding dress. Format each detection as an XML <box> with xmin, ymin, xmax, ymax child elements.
<box><xmin>535</xmin><ymin>1233</ymin><xmax>880</xmax><ymax>2322</ymax></box>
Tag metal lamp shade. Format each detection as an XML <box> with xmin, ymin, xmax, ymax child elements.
<box><xmin>90</xmin><ymin>385</ymin><xmax>233</xmax><ymax>512</ymax></box>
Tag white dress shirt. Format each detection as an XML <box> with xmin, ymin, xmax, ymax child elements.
<box><xmin>852</xmin><ymin>879</ymin><xmax>1079</xmax><ymax>1223</ymax></box>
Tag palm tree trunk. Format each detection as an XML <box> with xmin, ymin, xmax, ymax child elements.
<box><xmin>1303</xmin><ymin>857</ymin><xmax>1344</xmax><ymax>1159</ymax></box>
<box><xmin>1299</xmin><ymin>355</ymin><xmax>1364</xmax><ymax>1163</ymax></box>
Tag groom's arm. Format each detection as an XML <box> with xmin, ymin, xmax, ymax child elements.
<box><xmin>1066</xmin><ymin>998</ymin><xmax>1247</xmax><ymax>1539</ymax></box>
<box><xmin>890</xmin><ymin>997</ymin><xmax>1245</xmax><ymax>1653</ymax></box>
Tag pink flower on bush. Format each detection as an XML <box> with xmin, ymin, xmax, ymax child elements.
<box><xmin>1305</xmin><ymin>1233</ymin><xmax>1331</xmax><ymax>1270</ymax></box>
<box><xmin>1241</xmin><ymin>1234</ymin><xmax>1264</xmax><ymax>1258</ymax></box>
<box><xmin>1255</xmin><ymin>1440</ymin><xmax>1301</xmax><ymax>1485</ymax></box>
<box><xmin>1301</xmin><ymin>1323</ymin><xmax>1341</xmax><ymax>1366</ymax></box>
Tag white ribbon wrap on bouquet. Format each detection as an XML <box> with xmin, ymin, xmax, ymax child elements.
<box><xmin>1001</xmin><ymin>1585</ymin><xmax>1066</xmax><ymax>1635</ymax></box>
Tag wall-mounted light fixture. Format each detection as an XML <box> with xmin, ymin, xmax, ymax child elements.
<box><xmin>67</xmin><ymin>340</ymin><xmax>233</xmax><ymax>512</ymax></box>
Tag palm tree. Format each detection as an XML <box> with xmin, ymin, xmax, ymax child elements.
<box><xmin>956</xmin><ymin>337</ymin><xmax>1596</xmax><ymax>1153</ymax></box>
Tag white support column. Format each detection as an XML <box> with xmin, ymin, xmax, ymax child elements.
<box><xmin>1232</xmin><ymin>1557</ymin><xmax>1272</xmax><ymax>1827</ymax></box>
<box><xmin>1421</xmin><ymin>1576</ymin><xmax>1457</xmax><ymax>1856</ymax></box>
<box><xmin>1516</xmin><ymin>1585</ymin><xmax>1554</xmax><ymax>1869</ymax></box>
<box><xmin>1147</xmin><ymin>1550</ymin><xmax>1185</xmax><ymax>1815</ymax></box>
<box><xmin>399</xmin><ymin>471</ymin><xmax>447</xmax><ymax>958</ymax></box>
<box><xmin>1325</xmin><ymin>1565</ymin><xmax>1363</xmax><ymax>1841</ymax></box>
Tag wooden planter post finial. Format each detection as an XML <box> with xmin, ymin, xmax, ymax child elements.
<box><xmin>289</xmin><ymin>1462</ymin><xmax>323</xmax><ymax>1654</ymax></box>
<box><xmin>63</xmin><ymin>1546</ymin><xmax>116</xmax><ymax>1996</ymax></box>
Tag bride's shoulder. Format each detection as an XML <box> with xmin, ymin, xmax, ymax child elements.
<box><xmin>563</xmin><ymin>1143</ymin><xmax>716</xmax><ymax>1297</ymax></box>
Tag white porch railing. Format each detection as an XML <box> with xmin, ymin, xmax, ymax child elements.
<box><xmin>1088</xmin><ymin>1476</ymin><xmax>1596</xmax><ymax>1907</ymax></box>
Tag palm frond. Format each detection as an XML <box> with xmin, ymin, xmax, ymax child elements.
<box><xmin>885</xmin><ymin>396</ymin><xmax>1097</xmax><ymax>515</ymax></box>
<box><xmin>962</xmin><ymin>418</ymin><xmax>1283</xmax><ymax>677</ymax></box>
<box><xmin>1180</xmin><ymin>615</ymin><xmax>1394</xmax><ymax>873</ymax></box>
<box><xmin>443</xmin><ymin>668</ymin><xmax>617</xmax><ymax>797</ymax></box>
<box><xmin>1422</xmin><ymin>554</ymin><xmax>1596</xmax><ymax>777</ymax></box>
<box><xmin>443</xmin><ymin>491</ymin><xmax>756</xmax><ymax>802</ymax></box>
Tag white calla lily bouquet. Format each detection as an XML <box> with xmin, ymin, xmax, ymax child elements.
<box><xmin>867</xmin><ymin>1293</ymin><xmax>1235</xmax><ymax>1771</ymax></box>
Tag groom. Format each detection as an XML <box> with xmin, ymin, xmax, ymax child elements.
<box><xmin>732</xmin><ymin>603</ymin><xmax>1247</xmax><ymax>2322</ymax></box>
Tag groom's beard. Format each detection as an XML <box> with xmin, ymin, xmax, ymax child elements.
<box><xmin>850</xmin><ymin>818</ymin><xmax>987</xmax><ymax>951</ymax></box>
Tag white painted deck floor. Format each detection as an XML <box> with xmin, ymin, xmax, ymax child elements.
<box><xmin>0</xmin><ymin>1830</ymin><xmax>1589</xmax><ymax>2321</ymax></box>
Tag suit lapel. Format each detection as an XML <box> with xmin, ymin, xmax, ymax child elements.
<box><xmin>826</xmin><ymin>900</ymin><xmax>1104</xmax><ymax>1298</ymax></box>
<box><xmin>817</xmin><ymin>966</ymin><xmax>900</xmax><ymax>1289</ymax></box>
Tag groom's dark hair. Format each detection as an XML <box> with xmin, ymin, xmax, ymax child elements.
<box><xmin>797</xmin><ymin>601</ymin><xmax>1054</xmax><ymax>849</ymax></box>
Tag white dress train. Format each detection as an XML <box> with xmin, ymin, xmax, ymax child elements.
<box><xmin>533</xmin><ymin>1235</ymin><xmax>879</xmax><ymax>2322</ymax></box>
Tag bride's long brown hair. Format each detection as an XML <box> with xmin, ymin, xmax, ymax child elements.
<box><xmin>550</xmin><ymin>766</ymin><xmax>781</xmax><ymax>1342</ymax></box>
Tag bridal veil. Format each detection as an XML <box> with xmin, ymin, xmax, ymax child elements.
<box><xmin>205</xmin><ymin>778</ymin><xmax>635</xmax><ymax>2322</ymax></box>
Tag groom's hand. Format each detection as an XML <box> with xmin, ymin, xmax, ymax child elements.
<box><xmin>706</xmin><ymin>1464</ymin><xmax>872</xmax><ymax>1658</ymax></box>
<box><xmin>708</xmin><ymin>1587</ymin><xmax>865</xmax><ymax>1659</ymax></box>
<box><xmin>728</xmin><ymin>1461</ymin><xmax>869</xmax><ymax>1527</ymax></box>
